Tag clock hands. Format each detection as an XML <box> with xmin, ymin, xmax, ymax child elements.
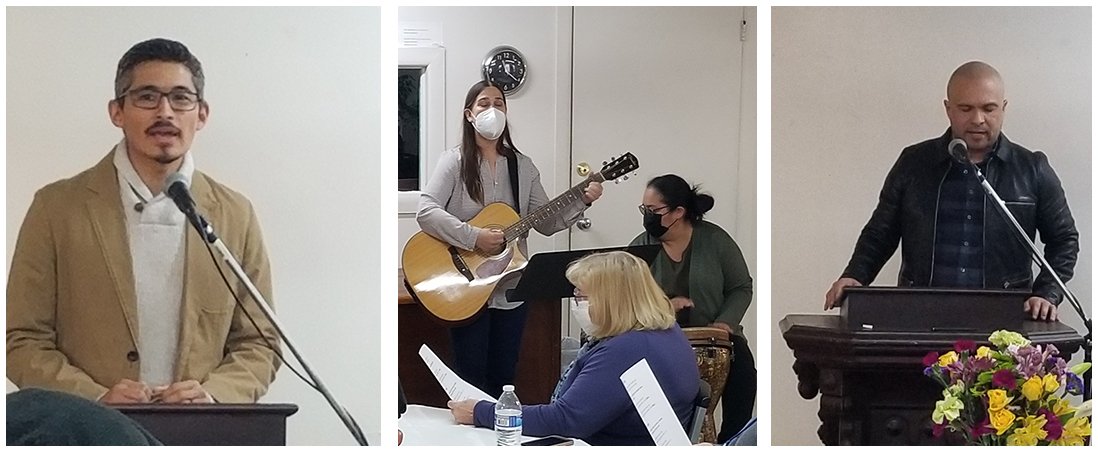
<box><xmin>503</xmin><ymin>65</ymin><xmax>520</xmax><ymax>83</ymax></box>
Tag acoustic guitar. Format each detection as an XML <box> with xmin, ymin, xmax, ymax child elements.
<box><xmin>402</xmin><ymin>153</ymin><xmax>640</xmax><ymax>324</ymax></box>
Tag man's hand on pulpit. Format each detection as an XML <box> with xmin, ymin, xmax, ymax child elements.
<box><xmin>153</xmin><ymin>380</ymin><xmax>214</xmax><ymax>404</ymax></box>
<box><xmin>100</xmin><ymin>379</ymin><xmax>152</xmax><ymax>404</ymax></box>
<box><xmin>1024</xmin><ymin>297</ymin><xmax>1058</xmax><ymax>322</ymax></box>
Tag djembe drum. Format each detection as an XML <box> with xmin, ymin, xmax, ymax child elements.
<box><xmin>683</xmin><ymin>327</ymin><xmax>733</xmax><ymax>444</ymax></box>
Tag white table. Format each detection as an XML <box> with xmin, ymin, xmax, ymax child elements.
<box><xmin>398</xmin><ymin>404</ymin><xmax>588</xmax><ymax>446</ymax></box>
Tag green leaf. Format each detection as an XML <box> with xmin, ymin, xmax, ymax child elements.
<box><xmin>1069</xmin><ymin>362</ymin><xmax>1091</xmax><ymax>375</ymax></box>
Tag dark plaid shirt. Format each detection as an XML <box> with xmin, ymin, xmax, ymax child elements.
<box><xmin>931</xmin><ymin>140</ymin><xmax>999</xmax><ymax>288</ymax></box>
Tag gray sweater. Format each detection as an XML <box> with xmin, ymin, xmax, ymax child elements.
<box><xmin>417</xmin><ymin>147</ymin><xmax>586</xmax><ymax>309</ymax></box>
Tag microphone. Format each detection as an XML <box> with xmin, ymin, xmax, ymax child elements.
<box><xmin>165</xmin><ymin>172</ymin><xmax>216</xmax><ymax>242</ymax></box>
<box><xmin>165</xmin><ymin>172</ymin><xmax>195</xmax><ymax>214</ymax></box>
<box><xmin>948</xmin><ymin>138</ymin><xmax>968</xmax><ymax>163</ymax></box>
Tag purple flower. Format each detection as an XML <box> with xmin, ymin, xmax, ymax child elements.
<box><xmin>970</xmin><ymin>416</ymin><xmax>993</xmax><ymax>437</ymax></box>
<box><xmin>954</xmin><ymin>339</ymin><xmax>977</xmax><ymax>353</ymax></box>
<box><xmin>1039</xmin><ymin>408</ymin><xmax>1063</xmax><ymax>441</ymax></box>
<box><xmin>923</xmin><ymin>351</ymin><xmax>940</xmax><ymax>367</ymax></box>
<box><xmin>932</xmin><ymin>421</ymin><xmax>947</xmax><ymax>438</ymax></box>
<box><xmin>1012</xmin><ymin>345</ymin><xmax>1045</xmax><ymax>378</ymax></box>
<box><xmin>968</xmin><ymin>357</ymin><xmax>995</xmax><ymax>373</ymax></box>
<box><xmin>1065</xmin><ymin>372</ymin><xmax>1085</xmax><ymax>396</ymax></box>
<box><xmin>992</xmin><ymin>369</ymin><xmax>1017</xmax><ymax>390</ymax></box>
<box><xmin>923</xmin><ymin>366</ymin><xmax>935</xmax><ymax>377</ymax></box>
<box><xmin>1045</xmin><ymin>356</ymin><xmax>1068</xmax><ymax>377</ymax></box>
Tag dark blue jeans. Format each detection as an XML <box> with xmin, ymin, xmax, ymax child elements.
<box><xmin>450</xmin><ymin>302</ymin><xmax>530</xmax><ymax>398</ymax></box>
<box><xmin>718</xmin><ymin>339</ymin><xmax>757</xmax><ymax>443</ymax></box>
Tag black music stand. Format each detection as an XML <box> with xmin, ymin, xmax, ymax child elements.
<box><xmin>507</xmin><ymin>245</ymin><xmax>660</xmax><ymax>301</ymax></box>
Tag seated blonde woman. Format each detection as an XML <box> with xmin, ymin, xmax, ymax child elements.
<box><xmin>448</xmin><ymin>251</ymin><xmax>699</xmax><ymax>446</ymax></box>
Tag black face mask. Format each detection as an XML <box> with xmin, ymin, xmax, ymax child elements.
<box><xmin>643</xmin><ymin>211</ymin><xmax>671</xmax><ymax>239</ymax></box>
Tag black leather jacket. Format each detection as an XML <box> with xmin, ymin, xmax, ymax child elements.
<box><xmin>841</xmin><ymin>130</ymin><xmax>1079</xmax><ymax>304</ymax></box>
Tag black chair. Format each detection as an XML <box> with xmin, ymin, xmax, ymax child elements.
<box><xmin>398</xmin><ymin>381</ymin><xmax>407</xmax><ymax>417</ymax></box>
<box><xmin>687</xmin><ymin>380</ymin><xmax>711</xmax><ymax>444</ymax></box>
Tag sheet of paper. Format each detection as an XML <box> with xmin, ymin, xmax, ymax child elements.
<box><xmin>419</xmin><ymin>344</ymin><xmax>497</xmax><ymax>403</ymax></box>
<box><xmin>619</xmin><ymin>359</ymin><xmax>692</xmax><ymax>446</ymax></box>
<box><xmin>398</xmin><ymin>22</ymin><xmax>442</xmax><ymax>48</ymax></box>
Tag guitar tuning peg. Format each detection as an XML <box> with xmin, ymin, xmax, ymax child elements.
<box><xmin>615</xmin><ymin>179</ymin><xmax>621</xmax><ymax>184</ymax></box>
<box><xmin>623</xmin><ymin>175</ymin><xmax>629</xmax><ymax>181</ymax></box>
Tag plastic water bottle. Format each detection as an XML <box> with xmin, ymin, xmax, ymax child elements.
<box><xmin>495</xmin><ymin>385</ymin><xmax>522</xmax><ymax>446</ymax></box>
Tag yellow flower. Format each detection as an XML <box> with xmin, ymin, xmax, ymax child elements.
<box><xmin>1042</xmin><ymin>373</ymin><xmax>1060</xmax><ymax>392</ymax></box>
<box><xmin>1021</xmin><ymin>376</ymin><xmax>1044</xmax><ymax>401</ymax></box>
<box><xmin>1050</xmin><ymin>397</ymin><xmax>1073</xmax><ymax>416</ymax></box>
<box><xmin>989</xmin><ymin>407</ymin><xmax>1017</xmax><ymax>436</ymax></box>
<box><xmin>937</xmin><ymin>351</ymin><xmax>958</xmax><ymax>367</ymax></box>
<box><xmin>1006</xmin><ymin>415</ymin><xmax>1048</xmax><ymax>446</ymax></box>
<box><xmin>1052</xmin><ymin>416</ymin><xmax>1091</xmax><ymax>446</ymax></box>
<box><xmin>976</xmin><ymin>346</ymin><xmax>992</xmax><ymax>358</ymax></box>
<box><xmin>986</xmin><ymin>389</ymin><xmax>1011</xmax><ymax>412</ymax></box>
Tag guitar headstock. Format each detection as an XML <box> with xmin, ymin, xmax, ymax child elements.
<box><xmin>595</xmin><ymin>152</ymin><xmax>640</xmax><ymax>183</ymax></box>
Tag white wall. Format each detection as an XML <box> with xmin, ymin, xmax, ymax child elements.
<box><xmin>772</xmin><ymin>7</ymin><xmax>1091</xmax><ymax>445</ymax></box>
<box><xmin>739</xmin><ymin>6</ymin><xmax>759</xmax><ymax>366</ymax></box>
<box><xmin>6</xmin><ymin>7</ymin><xmax>382</xmax><ymax>445</ymax></box>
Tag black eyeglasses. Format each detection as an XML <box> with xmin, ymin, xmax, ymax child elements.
<box><xmin>637</xmin><ymin>204</ymin><xmax>672</xmax><ymax>216</ymax></box>
<box><xmin>119</xmin><ymin>88</ymin><xmax>201</xmax><ymax>111</ymax></box>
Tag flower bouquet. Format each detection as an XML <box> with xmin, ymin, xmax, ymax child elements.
<box><xmin>924</xmin><ymin>330</ymin><xmax>1091</xmax><ymax>446</ymax></box>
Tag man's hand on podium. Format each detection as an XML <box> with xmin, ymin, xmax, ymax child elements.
<box><xmin>1024</xmin><ymin>297</ymin><xmax>1058</xmax><ymax>322</ymax></box>
<box><xmin>100</xmin><ymin>379</ymin><xmax>153</xmax><ymax>404</ymax></box>
<box><xmin>152</xmin><ymin>380</ymin><xmax>214</xmax><ymax>404</ymax></box>
<box><xmin>824</xmin><ymin>277</ymin><xmax>862</xmax><ymax>310</ymax></box>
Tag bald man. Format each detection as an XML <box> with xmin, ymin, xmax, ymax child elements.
<box><xmin>824</xmin><ymin>61</ymin><xmax>1079</xmax><ymax>322</ymax></box>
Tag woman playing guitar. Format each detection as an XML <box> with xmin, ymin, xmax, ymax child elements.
<box><xmin>415</xmin><ymin>80</ymin><xmax>603</xmax><ymax>396</ymax></box>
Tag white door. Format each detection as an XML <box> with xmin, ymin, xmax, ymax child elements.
<box><xmin>570</xmin><ymin>7</ymin><xmax>747</xmax><ymax>252</ymax></box>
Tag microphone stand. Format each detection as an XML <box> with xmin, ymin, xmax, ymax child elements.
<box><xmin>965</xmin><ymin>160</ymin><xmax>1091</xmax><ymax>401</ymax></box>
<box><xmin>189</xmin><ymin>214</ymin><xmax>369</xmax><ymax>445</ymax></box>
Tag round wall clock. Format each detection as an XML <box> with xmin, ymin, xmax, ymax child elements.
<box><xmin>482</xmin><ymin>45</ymin><xmax>527</xmax><ymax>95</ymax></box>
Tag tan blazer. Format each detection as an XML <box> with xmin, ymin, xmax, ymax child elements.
<box><xmin>7</xmin><ymin>152</ymin><xmax>279</xmax><ymax>402</ymax></box>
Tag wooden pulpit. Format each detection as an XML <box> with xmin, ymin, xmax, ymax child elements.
<box><xmin>117</xmin><ymin>403</ymin><xmax>298</xmax><ymax>446</ymax></box>
<box><xmin>782</xmin><ymin>287</ymin><xmax>1084</xmax><ymax>446</ymax></box>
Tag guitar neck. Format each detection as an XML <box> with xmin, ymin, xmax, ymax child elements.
<box><xmin>503</xmin><ymin>174</ymin><xmax>604</xmax><ymax>242</ymax></box>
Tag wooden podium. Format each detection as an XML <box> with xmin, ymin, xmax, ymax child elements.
<box><xmin>781</xmin><ymin>288</ymin><xmax>1084</xmax><ymax>446</ymax></box>
<box><xmin>116</xmin><ymin>404</ymin><xmax>298</xmax><ymax>446</ymax></box>
<box><xmin>398</xmin><ymin>270</ymin><xmax>561</xmax><ymax>407</ymax></box>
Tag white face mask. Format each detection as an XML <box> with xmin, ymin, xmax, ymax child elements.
<box><xmin>570</xmin><ymin>298</ymin><xmax>596</xmax><ymax>336</ymax></box>
<box><xmin>471</xmin><ymin>107</ymin><xmax>506</xmax><ymax>141</ymax></box>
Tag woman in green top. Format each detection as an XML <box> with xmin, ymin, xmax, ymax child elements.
<box><xmin>629</xmin><ymin>174</ymin><xmax>755</xmax><ymax>442</ymax></box>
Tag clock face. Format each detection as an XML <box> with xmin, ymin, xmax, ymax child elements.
<box><xmin>482</xmin><ymin>46</ymin><xmax>527</xmax><ymax>95</ymax></box>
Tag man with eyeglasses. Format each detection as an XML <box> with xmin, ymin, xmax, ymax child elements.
<box><xmin>7</xmin><ymin>38</ymin><xmax>279</xmax><ymax>406</ymax></box>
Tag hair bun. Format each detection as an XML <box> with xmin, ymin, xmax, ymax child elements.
<box><xmin>694</xmin><ymin>192</ymin><xmax>715</xmax><ymax>215</ymax></box>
